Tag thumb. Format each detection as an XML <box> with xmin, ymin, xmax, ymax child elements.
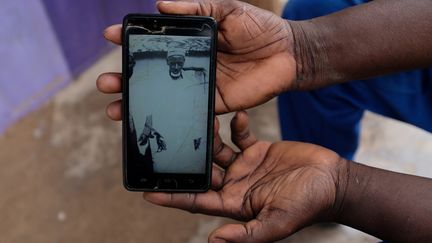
<box><xmin>208</xmin><ymin>211</ymin><xmax>296</xmax><ymax>243</ymax></box>
<box><xmin>156</xmin><ymin>0</ymin><xmax>238</xmax><ymax>21</ymax></box>
<box><xmin>230</xmin><ymin>111</ymin><xmax>257</xmax><ymax>151</ymax></box>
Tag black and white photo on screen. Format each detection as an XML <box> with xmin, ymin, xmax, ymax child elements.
<box><xmin>128</xmin><ymin>35</ymin><xmax>211</xmax><ymax>174</ymax></box>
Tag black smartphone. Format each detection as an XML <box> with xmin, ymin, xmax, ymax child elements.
<box><xmin>122</xmin><ymin>14</ymin><xmax>217</xmax><ymax>192</ymax></box>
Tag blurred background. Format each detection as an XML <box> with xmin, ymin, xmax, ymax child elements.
<box><xmin>1</xmin><ymin>0</ymin><xmax>431</xmax><ymax>242</ymax></box>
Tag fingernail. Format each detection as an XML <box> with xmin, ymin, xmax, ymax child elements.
<box><xmin>106</xmin><ymin>106</ymin><xmax>113</xmax><ymax>118</ymax></box>
<box><xmin>157</xmin><ymin>1</ymin><xmax>173</xmax><ymax>5</ymax></box>
<box><xmin>210</xmin><ymin>238</ymin><xmax>227</xmax><ymax>243</ymax></box>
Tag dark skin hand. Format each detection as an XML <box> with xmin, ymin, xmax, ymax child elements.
<box><xmin>143</xmin><ymin>111</ymin><xmax>346</xmax><ymax>242</ymax></box>
<box><xmin>97</xmin><ymin>0</ymin><xmax>296</xmax><ymax>119</ymax></box>
<box><xmin>143</xmin><ymin>112</ymin><xmax>432</xmax><ymax>243</ymax></box>
<box><xmin>97</xmin><ymin>0</ymin><xmax>432</xmax><ymax>119</ymax></box>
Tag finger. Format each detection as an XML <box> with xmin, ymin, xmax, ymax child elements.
<box><xmin>157</xmin><ymin>1</ymin><xmax>200</xmax><ymax>15</ymax></box>
<box><xmin>157</xmin><ymin>0</ymin><xmax>237</xmax><ymax>22</ymax></box>
<box><xmin>106</xmin><ymin>99</ymin><xmax>122</xmax><ymax>121</ymax></box>
<box><xmin>103</xmin><ymin>24</ymin><xmax>122</xmax><ymax>45</ymax></box>
<box><xmin>96</xmin><ymin>73</ymin><xmax>122</xmax><ymax>94</ymax></box>
<box><xmin>209</xmin><ymin>210</ymin><xmax>294</xmax><ymax>243</ymax></box>
<box><xmin>211</xmin><ymin>163</ymin><xmax>225</xmax><ymax>191</ymax></box>
<box><xmin>143</xmin><ymin>190</ymin><xmax>224</xmax><ymax>216</ymax></box>
<box><xmin>213</xmin><ymin>117</ymin><xmax>238</xmax><ymax>169</ymax></box>
<box><xmin>231</xmin><ymin>111</ymin><xmax>257</xmax><ymax>150</ymax></box>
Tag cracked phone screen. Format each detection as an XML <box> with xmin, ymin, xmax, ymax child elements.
<box><xmin>127</xmin><ymin>23</ymin><xmax>212</xmax><ymax>174</ymax></box>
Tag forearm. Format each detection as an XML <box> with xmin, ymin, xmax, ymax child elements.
<box><xmin>289</xmin><ymin>0</ymin><xmax>432</xmax><ymax>90</ymax></box>
<box><xmin>335</xmin><ymin>161</ymin><xmax>432</xmax><ymax>242</ymax></box>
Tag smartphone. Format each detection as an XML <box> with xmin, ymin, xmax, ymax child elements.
<box><xmin>122</xmin><ymin>14</ymin><xmax>217</xmax><ymax>192</ymax></box>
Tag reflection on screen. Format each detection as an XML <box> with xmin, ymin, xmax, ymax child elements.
<box><xmin>128</xmin><ymin>35</ymin><xmax>210</xmax><ymax>174</ymax></box>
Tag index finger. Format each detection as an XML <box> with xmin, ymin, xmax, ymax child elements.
<box><xmin>103</xmin><ymin>24</ymin><xmax>122</xmax><ymax>45</ymax></box>
<box><xmin>157</xmin><ymin>0</ymin><xmax>238</xmax><ymax>21</ymax></box>
<box><xmin>143</xmin><ymin>190</ymin><xmax>225</xmax><ymax>216</ymax></box>
<box><xmin>214</xmin><ymin>117</ymin><xmax>238</xmax><ymax>169</ymax></box>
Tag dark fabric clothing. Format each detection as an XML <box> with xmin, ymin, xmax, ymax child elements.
<box><xmin>278</xmin><ymin>0</ymin><xmax>432</xmax><ymax>160</ymax></box>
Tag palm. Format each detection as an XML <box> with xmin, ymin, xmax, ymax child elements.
<box><xmin>217</xmin><ymin>142</ymin><xmax>339</xmax><ymax>228</ymax></box>
<box><xmin>211</xmin><ymin>141</ymin><xmax>273</xmax><ymax>221</ymax></box>
<box><xmin>142</xmin><ymin>111</ymin><xmax>344</xmax><ymax>242</ymax></box>
<box><xmin>144</xmin><ymin>141</ymin><xmax>342</xmax><ymax>242</ymax></box>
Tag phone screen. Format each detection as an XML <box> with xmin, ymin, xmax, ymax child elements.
<box><xmin>123</xmin><ymin>15</ymin><xmax>216</xmax><ymax>191</ymax></box>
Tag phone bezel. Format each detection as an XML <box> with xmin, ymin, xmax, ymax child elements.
<box><xmin>122</xmin><ymin>14</ymin><xmax>217</xmax><ymax>192</ymax></box>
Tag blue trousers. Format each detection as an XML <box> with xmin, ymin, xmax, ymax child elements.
<box><xmin>278</xmin><ymin>0</ymin><xmax>432</xmax><ymax>160</ymax></box>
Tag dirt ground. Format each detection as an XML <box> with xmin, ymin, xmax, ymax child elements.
<box><xmin>1</xmin><ymin>48</ymin><xmax>431</xmax><ymax>243</ymax></box>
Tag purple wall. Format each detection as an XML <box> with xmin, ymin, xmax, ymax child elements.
<box><xmin>0</xmin><ymin>0</ymin><xmax>155</xmax><ymax>133</ymax></box>
<box><xmin>41</xmin><ymin>0</ymin><xmax>155</xmax><ymax>75</ymax></box>
<box><xmin>0</xmin><ymin>0</ymin><xmax>71</xmax><ymax>132</ymax></box>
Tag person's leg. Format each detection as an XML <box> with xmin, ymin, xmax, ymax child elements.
<box><xmin>360</xmin><ymin>70</ymin><xmax>432</xmax><ymax>133</ymax></box>
<box><xmin>282</xmin><ymin>0</ymin><xmax>367</xmax><ymax>20</ymax></box>
<box><xmin>279</xmin><ymin>0</ymin><xmax>432</xmax><ymax>160</ymax></box>
<box><xmin>279</xmin><ymin>0</ymin><xmax>370</xmax><ymax>160</ymax></box>
<box><xmin>278</xmin><ymin>87</ymin><xmax>364</xmax><ymax>160</ymax></box>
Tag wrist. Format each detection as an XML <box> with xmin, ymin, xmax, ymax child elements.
<box><xmin>288</xmin><ymin>20</ymin><xmax>333</xmax><ymax>90</ymax></box>
<box><xmin>312</xmin><ymin>155</ymin><xmax>352</xmax><ymax>223</ymax></box>
<box><xmin>330</xmin><ymin>158</ymin><xmax>354</xmax><ymax>222</ymax></box>
<box><xmin>273</xmin><ymin>20</ymin><xmax>300</xmax><ymax>95</ymax></box>
<box><xmin>331</xmin><ymin>160</ymin><xmax>374</xmax><ymax>225</ymax></box>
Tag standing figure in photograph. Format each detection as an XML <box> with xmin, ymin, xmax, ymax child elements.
<box><xmin>128</xmin><ymin>37</ymin><xmax>210</xmax><ymax>174</ymax></box>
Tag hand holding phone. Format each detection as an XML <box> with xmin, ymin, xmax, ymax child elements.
<box><xmin>99</xmin><ymin>0</ymin><xmax>295</xmax><ymax>119</ymax></box>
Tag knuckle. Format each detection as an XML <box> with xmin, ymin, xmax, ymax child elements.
<box><xmin>187</xmin><ymin>193</ymin><xmax>199</xmax><ymax>214</ymax></box>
